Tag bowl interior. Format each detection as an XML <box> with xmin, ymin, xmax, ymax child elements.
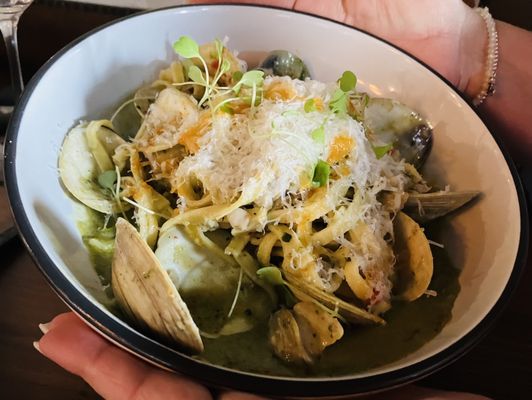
<box><xmin>7</xmin><ymin>4</ymin><xmax>522</xmax><ymax>383</ymax></box>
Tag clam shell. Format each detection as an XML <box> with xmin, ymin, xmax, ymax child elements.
<box><xmin>404</xmin><ymin>190</ymin><xmax>481</xmax><ymax>223</ymax></box>
<box><xmin>284</xmin><ymin>270</ymin><xmax>385</xmax><ymax>325</ymax></box>
<box><xmin>392</xmin><ymin>212</ymin><xmax>433</xmax><ymax>301</ymax></box>
<box><xmin>58</xmin><ymin>123</ymin><xmax>125</xmax><ymax>214</ymax></box>
<box><xmin>364</xmin><ymin>97</ymin><xmax>433</xmax><ymax>168</ymax></box>
<box><xmin>111</xmin><ymin>218</ymin><xmax>203</xmax><ymax>353</ymax></box>
<box><xmin>269</xmin><ymin>309</ymin><xmax>312</xmax><ymax>364</ymax></box>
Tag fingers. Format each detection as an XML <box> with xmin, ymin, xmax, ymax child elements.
<box><xmin>188</xmin><ymin>0</ymin><xmax>347</xmax><ymax>22</ymax></box>
<box><xmin>361</xmin><ymin>385</ymin><xmax>492</xmax><ymax>400</ymax></box>
<box><xmin>36</xmin><ymin>312</ymin><xmax>212</xmax><ymax>400</ymax></box>
<box><xmin>188</xmin><ymin>0</ymin><xmax>296</xmax><ymax>8</ymax></box>
<box><xmin>219</xmin><ymin>391</ymin><xmax>268</xmax><ymax>400</ymax></box>
<box><xmin>34</xmin><ymin>313</ymin><xmax>490</xmax><ymax>400</ymax></box>
<box><xmin>292</xmin><ymin>0</ymin><xmax>347</xmax><ymax>22</ymax></box>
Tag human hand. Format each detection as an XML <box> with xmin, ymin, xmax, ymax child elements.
<box><xmin>34</xmin><ymin>312</ymin><xmax>490</xmax><ymax>400</ymax></box>
<box><xmin>34</xmin><ymin>312</ymin><xmax>262</xmax><ymax>400</ymax></box>
<box><xmin>190</xmin><ymin>0</ymin><xmax>487</xmax><ymax>97</ymax></box>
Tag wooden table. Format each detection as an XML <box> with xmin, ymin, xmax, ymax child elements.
<box><xmin>1</xmin><ymin>2</ymin><xmax>532</xmax><ymax>399</ymax></box>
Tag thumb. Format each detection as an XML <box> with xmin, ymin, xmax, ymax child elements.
<box><xmin>35</xmin><ymin>312</ymin><xmax>212</xmax><ymax>400</ymax></box>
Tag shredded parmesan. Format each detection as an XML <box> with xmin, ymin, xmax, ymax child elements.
<box><xmin>139</xmin><ymin>76</ymin><xmax>409</xmax><ymax>310</ymax></box>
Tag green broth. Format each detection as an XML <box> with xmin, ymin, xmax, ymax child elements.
<box><xmin>197</xmin><ymin>245</ymin><xmax>459</xmax><ymax>376</ymax></box>
<box><xmin>79</xmin><ymin>207</ymin><xmax>460</xmax><ymax>377</ymax></box>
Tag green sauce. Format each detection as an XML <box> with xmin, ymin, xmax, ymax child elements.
<box><xmin>76</xmin><ymin>208</ymin><xmax>116</xmax><ymax>302</ymax></box>
<box><xmin>79</xmin><ymin>208</ymin><xmax>460</xmax><ymax>377</ymax></box>
<box><xmin>197</xmin><ymin>245</ymin><xmax>459</xmax><ymax>376</ymax></box>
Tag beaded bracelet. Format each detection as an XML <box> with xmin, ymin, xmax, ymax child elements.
<box><xmin>473</xmin><ymin>7</ymin><xmax>499</xmax><ymax>106</ymax></box>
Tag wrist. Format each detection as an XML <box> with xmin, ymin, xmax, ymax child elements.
<box><xmin>457</xmin><ymin>7</ymin><xmax>488</xmax><ymax>98</ymax></box>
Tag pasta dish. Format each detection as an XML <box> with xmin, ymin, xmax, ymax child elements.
<box><xmin>59</xmin><ymin>37</ymin><xmax>478</xmax><ymax>366</ymax></box>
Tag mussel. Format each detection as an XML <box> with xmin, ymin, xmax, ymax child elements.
<box><xmin>364</xmin><ymin>98</ymin><xmax>433</xmax><ymax>168</ymax></box>
<box><xmin>404</xmin><ymin>190</ymin><xmax>481</xmax><ymax>223</ymax></box>
<box><xmin>111</xmin><ymin>218</ymin><xmax>204</xmax><ymax>353</ymax></box>
<box><xmin>257</xmin><ymin>50</ymin><xmax>311</xmax><ymax>80</ymax></box>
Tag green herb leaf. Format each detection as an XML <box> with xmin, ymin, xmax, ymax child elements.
<box><xmin>98</xmin><ymin>170</ymin><xmax>117</xmax><ymax>190</ymax></box>
<box><xmin>214</xmin><ymin>38</ymin><xmax>224</xmax><ymax>58</ymax></box>
<box><xmin>220</xmin><ymin>103</ymin><xmax>234</xmax><ymax>115</ymax></box>
<box><xmin>220</xmin><ymin>58</ymin><xmax>231</xmax><ymax>74</ymax></box>
<box><xmin>281</xmin><ymin>110</ymin><xmax>299</xmax><ymax>117</ymax></box>
<box><xmin>312</xmin><ymin>160</ymin><xmax>330</xmax><ymax>187</ymax></box>
<box><xmin>304</xmin><ymin>98</ymin><xmax>316</xmax><ymax>113</ymax></box>
<box><xmin>240</xmin><ymin>70</ymin><xmax>264</xmax><ymax>87</ymax></box>
<box><xmin>329</xmin><ymin>89</ymin><xmax>348</xmax><ymax>115</ymax></box>
<box><xmin>339</xmin><ymin>70</ymin><xmax>357</xmax><ymax>92</ymax></box>
<box><xmin>242</xmin><ymin>95</ymin><xmax>262</xmax><ymax>107</ymax></box>
<box><xmin>188</xmin><ymin>65</ymin><xmax>205</xmax><ymax>84</ymax></box>
<box><xmin>172</xmin><ymin>36</ymin><xmax>200</xmax><ymax>59</ymax></box>
<box><xmin>257</xmin><ymin>266</ymin><xmax>285</xmax><ymax>286</ymax></box>
<box><xmin>233</xmin><ymin>70</ymin><xmax>264</xmax><ymax>94</ymax></box>
<box><xmin>232</xmin><ymin>70</ymin><xmax>243</xmax><ymax>83</ymax></box>
<box><xmin>311</xmin><ymin>126</ymin><xmax>325</xmax><ymax>144</ymax></box>
<box><xmin>373</xmin><ymin>143</ymin><xmax>394</xmax><ymax>159</ymax></box>
<box><xmin>280</xmin><ymin>286</ymin><xmax>297</xmax><ymax>308</ymax></box>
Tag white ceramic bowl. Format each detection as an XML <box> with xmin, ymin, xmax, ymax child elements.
<box><xmin>4</xmin><ymin>4</ymin><xmax>528</xmax><ymax>398</ymax></box>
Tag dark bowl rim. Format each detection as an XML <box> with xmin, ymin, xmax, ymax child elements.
<box><xmin>4</xmin><ymin>3</ymin><xmax>529</xmax><ymax>398</ymax></box>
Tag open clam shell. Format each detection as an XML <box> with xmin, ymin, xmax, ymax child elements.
<box><xmin>364</xmin><ymin>98</ymin><xmax>433</xmax><ymax>168</ymax></box>
<box><xmin>58</xmin><ymin>122</ymin><xmax>127</xmax><ymax>214</ymax></box>
<box><xmin>392</xmin><ymin>212</ymin><xmax>433</xmax><ymax>301</ymax></box>
<box><xmin>404</xmin><ymin>190</ymin><xmax>481</xmax><ymax>223</ymax></box>
<box><xmin>111</xmin><ymin>218</ymin><xmax>203</xmax><ymax>353</ymax></box>
<box><xmin>269</xmin><ymin>308</ymin><xmax>312</xmax><ymax>365</ymax></box>
<box><xmin>284</xmin><ymin>270</ymin><xmax>385</xmax><ymax>325</ymax></box>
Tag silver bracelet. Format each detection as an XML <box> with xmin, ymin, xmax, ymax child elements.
<box><xmin>473</xmin><ymin>7</ymin><xmax>499</xmax><ymax>106</ymax></box>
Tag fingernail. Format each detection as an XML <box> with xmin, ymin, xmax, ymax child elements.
<box><xmin>38</xmin><ymin>322</ymin><xmax>51</xmax><ymax>334</ymax></box>
<box><xmin>33</xmin><ymin>341</ymin><xmax>42</xmax><ymax>354</ymax></box>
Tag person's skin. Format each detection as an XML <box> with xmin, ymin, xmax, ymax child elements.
<box><xmin>35</xmin><ymin>312</ymin><xmax>489</xmax><ymax>400</ymax></box>
<box><xmin>34</xmin><ymin>0</ymin><xmax>532</xmax><ymax>399</ymax></box>
<box><xmin>193</xmin><ymin>0</ymin><xmax>532</xmax><ymax>165</ymax></box>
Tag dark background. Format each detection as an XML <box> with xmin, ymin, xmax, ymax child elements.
<box><xmin>1</xmin><ymin>0</ymin><xmax>531</xmax><ymax>399</ymax></box>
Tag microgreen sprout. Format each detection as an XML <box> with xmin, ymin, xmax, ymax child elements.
<box><xmin>172</xmin><ymin>35</ymin><xmax>201</xmax><ymax>59</ymax></box>
<box><xmin>173</xmin><ymin>36</ymin><xmax>264</xmax><ymax>112</ymax></box>
<box><xmin>373</xmin><ymin>143</ymin><xmax>394</xmax><ymax>159</ymax></box>
<box><xmin>304</xmin><ymin>98</ymin><xmax>317</xmax><ymax>113</ymax></box>
<box><xmin>339</xmin><ymin>70</ymin><xmax>357</xmax><ymax>92</ymax></box>
<box><xmin>97</xmin><ymin>168</ymin><xmax>125</xmax><ymax>219</ymax></box>
<box><xmin>311</xmin><ymin>125</ymin><xmax>325</xmax><ymax>144</ymax></box>
<box><xmin>98</xmin><ymin>170</ymin><xmax>117</xmax><ymax>190</ymax></box>
<box><xmin>312</xmin><ymin>159</ymin><xmax>331</xmax><ymax>187</ymax></box>
<box><xmin>227</xmin><ymin>266</ymin><xmax>244</xmax><ymax>318</ymax></box>
<box><xmin>257</xmin><ymin>266</ymin><xmax>285</xmax><ymax>286</ymax></box>
<box><xmin>187</xmin><ymin>65</ymin><xmax>206</xmax><ymax>85</ymax></box>
<box><xmin>329</xmin><ymin>70</ymin><xmax>358</xmax><ymax>116</ymax></box>
<box><xmin>110</xmin><ymin>96</ymin><xmax>155</xmax><ymax>123</ymax></box>
<box><xmin>219</xmin><ymin>103</ymin><xmax>235</xmax><ymax>115</ymax></box>
<box><xmin>213</xmin><ymin>96</ymin><xmax>240</xmax><ymax>113</ymax></box>
<box><xmin>114</xmin><ymin>165</ymin><xmax>127</xmax><ymax>220</ymax></box>
<box><xmin>173</xmin><ymin>36</ymin><xmax>211</xmax><ymax>106</ymax></box>
<box><xmin>232</xmin><ymin>70</ymin><xmax>243</xmax><ymax>83</ymax></box>
<box><xmin>257</xmin><ymin>266</ymin><xmax>297</xmax><ymax>307</ymax></box>
<box><xmin>329</xmin><ymin>89</ymin><xmax>349</xmax><ymax>115</ymax></box>
<box><xmin>232</xmin><ymin>70</ymin><xmax>264</xmax><ymax>95</ymax></box>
